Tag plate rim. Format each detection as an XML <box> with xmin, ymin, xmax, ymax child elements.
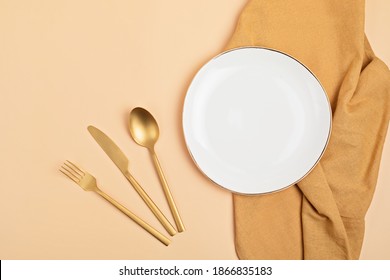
<box><xmin>182</xmin><ymin>46</ymin><xmax>333</xmax><ymax>195</ymax></box>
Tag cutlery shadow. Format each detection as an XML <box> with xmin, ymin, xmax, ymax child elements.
<box><xmin>122</xmin><ymin>111</ymin><xmax>131</xmax><ymax>139</ymax></box>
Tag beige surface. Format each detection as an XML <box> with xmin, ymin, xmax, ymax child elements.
<box><xmin>0</xmin><ymin>0</ymin><xmax>388</xmax><ymax>259</ymax></box>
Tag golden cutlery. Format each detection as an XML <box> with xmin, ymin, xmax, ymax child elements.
<box><xmin>129</xmin><ymin>107</ymin><xmax>185</xmax><ymax>233</ymax></box>
<box><xmin>87</xmin><ymin>125</ymin><xmax>177</xmax><ymax>236</ymax></box>
<box><xmin>59</xmin><ymin>160</ymin><xmax>170</xmax><ymax>246</ymax></box>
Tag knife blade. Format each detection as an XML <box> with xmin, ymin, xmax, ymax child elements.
<box><xmin>87</xmin><ymin>125</ymin><xmax>177</xmax><ymax>236</ymax></box>
<box><xmin>87</xmin><ymin>126</ymin><xmax>129</xmax><ymax>174</ymax></box>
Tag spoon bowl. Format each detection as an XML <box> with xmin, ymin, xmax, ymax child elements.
<box><xmin>129</xmin><ymin>107</ymin><xmax>159</xmax><ymax>150</ymax></box>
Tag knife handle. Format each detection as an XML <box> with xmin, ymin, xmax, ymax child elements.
<box><xmin>95</xmin><ymin>189</ymin><xmax>171</xmax><ymax>246</ymax></box>
<box><xmin>124</xmin><ymin>171</ymin><xmax>177</xmax><ymax>236</ymax></box>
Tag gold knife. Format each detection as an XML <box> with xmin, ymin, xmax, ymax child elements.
<box><xmin>88</xmin><ymin>125</ymin><xmax>177</xmax><ymax>236</ymax></box>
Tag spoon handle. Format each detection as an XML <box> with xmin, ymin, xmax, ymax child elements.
<box><xmin>151</xmin><ymin>151</ymin><xmax>185</xmax><ymax>233</ymax></box>
<box><xmin>95</xmin><ymin>189</ymin><xmax>171</xmax><ymax>246</ymax></box>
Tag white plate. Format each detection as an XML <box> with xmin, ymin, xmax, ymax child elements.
<box><xmin>182</xmin><ymin>47</ymin><xmax>331</xmax><ymax>194</ymax></box>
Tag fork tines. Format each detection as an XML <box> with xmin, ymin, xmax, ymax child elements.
<box><xmin>60</xmin><ymin>160</ymin><xmax>85</xmax><ymax>183</ymax></box>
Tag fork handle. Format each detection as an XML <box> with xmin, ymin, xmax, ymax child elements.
<box><xmin>95</xmin><ymin>189</ymin><xmax>171</xmax><ymax>246</ymax></box>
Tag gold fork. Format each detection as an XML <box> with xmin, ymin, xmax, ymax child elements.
<box><xmin>60</xmin><ymin>160</ymin><xmax>170</xmax><ymax>246</ymax></box>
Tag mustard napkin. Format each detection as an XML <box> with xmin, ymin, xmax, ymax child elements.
<box><xmin>225</xmin><ymin>0</ymin><xmax>390</xmax><ymax>259</ymax></box>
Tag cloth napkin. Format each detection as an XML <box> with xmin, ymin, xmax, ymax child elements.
<box><xmin>224</xmin><ymin>0</ymin><xmax>390</xmax><ymax>259</ymax></box>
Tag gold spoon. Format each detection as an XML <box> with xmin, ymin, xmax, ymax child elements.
<box><xmin>129</xmin><ymin>107</ymin><xmax>185</xmax><ymax>233</ymax></box>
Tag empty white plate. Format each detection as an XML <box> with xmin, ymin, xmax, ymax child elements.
<box><xmin>182</xmin><ymin>47</ymin><xmax>331</xmax><ymax>194</ymax></box>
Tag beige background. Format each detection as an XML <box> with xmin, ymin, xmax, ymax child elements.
<box><xmin>0</xmin><ymin>0</ymin><xmax>388</xmax><ymax>259</ymax></box>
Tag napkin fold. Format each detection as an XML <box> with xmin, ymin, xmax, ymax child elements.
<box><xmin>225</xmin><ymin>0</ymin><xmax>390</xmax><ymax>259</ymax></box>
